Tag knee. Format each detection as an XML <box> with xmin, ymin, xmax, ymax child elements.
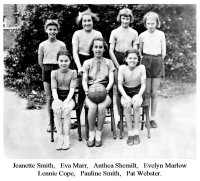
<box><xmin>54</xmin><ymin>109</ymin><xmax>62</xmax><ymax>119</ymax></box>
<box><xmin>151</xmin><ymin>91</ymin><xmax>158</xmax><ymax>99</ymax></box>
<box><xmin>88</xmin><ymin>105</ymin><xmax>97</xmax><ymax>114</ymax></box>
<box><xmin>98</xmin><ymin>105</ymin><xmax>106</xmax><ymax>115</ymax></box>
<box><xmin>46</xmin><ymin>95</ymin><xmax>52</xmax><ymax>102</ymax></box>
<box><xmin>133</xmin><ymin>104</ymin><xmax>140</xmax><ymax>111</ymax></box>
<box><xmin>124</xmin><ymin>107</ymin><xmax>131</xmax><ymax>115</ymax></box>
<box><xmin>145</xmin><ymin>92</ymin><xmax>151</xmax><ymax>99</ymax></box>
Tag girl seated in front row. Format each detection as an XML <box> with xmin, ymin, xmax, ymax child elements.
<box><xmin>51</xmin><ymin>50</ymin><xmax>77</xmax><ymax>150</ymax></box>
<box><xmin>118</xmin><ymin>49</ymin><xmax>146</xmax><ymax>146</ymax></box>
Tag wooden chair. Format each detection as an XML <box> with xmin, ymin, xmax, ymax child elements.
<box><xmin>84</xmin><ymin>102</ymin><xmax>117</xmax><ymax>141</ymax></box>
<box><xmin>49</xmin><ymin>88</ymin><xmax>82</xmax><ymax>142</ymax></box>
<box><xmin>119</xmin><ymin>101</ymin><xmax>151</xmax><ymax>139</ymax></box>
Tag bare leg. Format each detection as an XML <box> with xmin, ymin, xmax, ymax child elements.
<box><xmin>133</xmin><ymin>106</ymin><xmax>140</xmax><ymax>135</ymax></box>
<box><xmin>124</xmin><ymin>107</ymin><xmax>133</xmax><ymax>132</ymax></box>
<box><xmin>144</xmin><ymin>78</ymin><xmax>152</xmax><ymax>106</ymax></box>
<box><xmin>97</xmin><ymin>95</ymin><xmax>111</xmax><ymax>131</ymax></box>
<box><xmin>85</xmin><ymin>97</ymin><xmax>97</xmax><ymax>131</ymax></box>
<box><xmin>52</xmin><ymin>106</ymin><xmax>63</xmax><ymax>150</ymax></box>
<box><xmin>151</xmin><ymin>78</ymin><xmax>161</xmax><ymax>118</ymax></box>
<box><xmin>43</xmin><ymin>82</ymin><xmax>52</xmax><ymax>127</ymax></box>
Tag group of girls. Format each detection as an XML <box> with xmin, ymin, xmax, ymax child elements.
<box><xmin>38</xmin><ymin>8</ymin><xmax>166</xmax><ymax>150</ymax></box>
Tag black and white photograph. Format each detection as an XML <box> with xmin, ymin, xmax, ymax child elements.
<box><xmin>1</xmin><ymin>1</ymin><xmax>199</xmax><ymax>180</ymax></box>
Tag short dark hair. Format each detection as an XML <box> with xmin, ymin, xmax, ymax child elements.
<box><xmin>57</xmin><ymin>50</ymin><xmax>72</xmax><ymax>61</ymax></box>
<box><xmin>124</xmin><ymin>49</ymin><xmax>140</xmax><ymax>66</ymax></box>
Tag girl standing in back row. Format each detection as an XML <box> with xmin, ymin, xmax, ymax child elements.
<box><xmin>109</xmin><ymin>8</ymin><xmax>139</xmax><ymax>127</ymax></box>
<box><xmin>72</xmin><ymin>9</ymin><xmax>103</xmax><ymax>124</ymax></box>
<box><xmin>139</xmin><ymin>12</ymin><xmax>166</xmax><ymax>128</ymax></box>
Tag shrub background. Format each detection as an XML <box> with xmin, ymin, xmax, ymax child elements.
<box><xmin>4</xmin><ymin>4</ymin><xmax>196</xmax><ymax>108</ymax></box>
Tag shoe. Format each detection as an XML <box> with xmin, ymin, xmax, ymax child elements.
<box><xmin>127</xmin><ymin>136</ymin><xmax>134</xmax><ymax>146</ymax></box>
<box><xmin>150</xmin><ymin>120</ymin><xmax>158</xmax><ymax>128</ymax></box>
<box><xmin>87</xmin><ymin>139</ymin><xmax>95</xmax><ymax>147</ymax></box>
<box><xmin>71</xmin><ymin>121</ymin><xmax>78</xmax><ymax>129</ymax></box>
<box><xmin>56</xmin><ymin>135</ymin><xmax>63</xmax><ymax>150</ymax></box>
<box><xmin>46</xmin><ymin>124</ymin><xmax>57</xmax><ymax>133</ymax></box>
<box><xmin>95</xmin><ymin>139</ymin><xmax>102</xmax><ymax>147</ymax></box>
<box><xmin>62</xmin><ymin>135</ymin><xmax>70</xmax><ymax>150</ymax></box>
<box><xmin>133</xmin><ymin>135</ymin><xmax>140</xmax><ymax>145</ymax></box>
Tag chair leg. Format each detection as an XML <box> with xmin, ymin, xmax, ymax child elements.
<box><xmin>119</xmin><ymin>106</ymin><xmax>123</xmax><ymax>139</ymax></box>
<box><xmin>145</xmin><ymin>106</ymin><xmax>151</xmax><ymax>138</ymax></box>
<box><xmin>85</xmin><ymin>107</ymin><xmax>89</xmax><ymax>141</ymax></box>
<box><xmin>141</xmin><ymin>107</ymin><xmax>145</xmax><ymax>130</ymax></box>
<box><xmin>50</xmin><ymin>108</ymin><xmax>54</xmax><ymax>142</ymax></box>
<box><xmin>110</xmin><ymin>107</ymin><xmax>117</xmax><ymax>139</ymax></box>
<box><xmin>76</xmin><ymin>108</ymin><xmax>82</xmax><ymax>141</ymax></box>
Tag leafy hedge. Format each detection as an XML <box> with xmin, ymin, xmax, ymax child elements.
<box><xmin>4</xmin><ymin>4</ymin><xmax>196</xmax><ymax>108</ymax></box>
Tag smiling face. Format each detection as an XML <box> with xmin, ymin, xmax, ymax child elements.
<box><xmin>121</xmin><ymin>15</ymin><xmax>131</xmax><ymax>28</ymax></box>
<box><xmin>82</xmin><ymin>14</ymin><xmax>93</xmax><ymax>31</ymax></box>
<box><xmin>92</xmin><ymin>40</ymin><xmax>104</xmax><ymax>58</ymax></box>
<box><xmin>146</xmin><ymin>17</ymin><xmax>157</xmax><ymax>33</ymax></box>
<box><xmin>45</xmin><ymin>25</ymin><xmax>58</xmax><ymax>40</ymax></box>
<box><xmin>125</xmin><ymin>52</ymin><xmax>139</xmax><ymax>69</ymax></box>
<box><xmin>58</xmin><ymin>55</ymin><xmax>71</xmax><ymax>71</ymax></box>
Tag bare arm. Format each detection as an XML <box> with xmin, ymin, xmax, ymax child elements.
<box><xmin>64</xmin><ymin>88</ymin><xmax>75</xmax><ymax>103</ymax></box>
<box><xmin>38</xmin><ymin>54</ymin><xmax>44</xmax><ymax>69</ymax></box>
<box><xmin>118</xmin><ymin>79</ymin><xmax>129</xmax><ymax>99</ymax></box>
<box><xmin>138</xmin><ymin>39</ymin><xmax>143</xmax><ymax>64</ymax></box>
<box><xmin>82</xmin><ymin>72</ymin><xmax>89</xmax><ymax>94</ymax></box>
<box><xmin>118</xmin><ymin>67</ymin><xmax>129</xmax><ymax>99</ymax></box>
<box><xmin>52</xmin><ymin>89</ymin><xmax>59</xmax><ymax>100</ymax></box>
<box><xmin>106</xmin><ymin>71</ymin><xmax>114</xmax><ymax>93</ymax></box>
<box><xmin>72</xmin><ymin>44</ymin><xmax>82</xmax><ymax>74</ymax></box>
<box><xmin>138</xmin><ymin>79</ymin><xmax>146</xmax><ymax>97</ymax></box>
<box><xmin>161</xmin><ymin>33</ymin><xmax>166</xmax><ymax>59</ymax></box>
<box><xmin>109</xmin><ymin>44</ymin><xmax>119</xmax><ymax>69</ymax></box>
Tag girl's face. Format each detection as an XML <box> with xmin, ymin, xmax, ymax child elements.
<box><xmin>121</xmin><ymin>15</ymin><xmax>131</xmax><ymax>28</ymax></box>
<box><xmin>82</xmin><ymin>14</ymin><xmax>93</xmax><ymax>31</ymax></box>
<box><xmin>146</xmin><ymin>18</ymin><xmax>157</xmax><ymax>33</ymax></box>
<box><xmin>125</xmin><ymin>53</ymin><xmax>139</xmax><ymax>69</ymax></box>
<box><xmin>45</xmin><ymin>25</ymin><xmax>58</xmax><ymax>39</ymax></box>
<box><xmin>92</xmin><ymin>40</ymin><xmax>104</xmax><ymax>58</ymax></box>
<box><xmin>58</xmin><ymin>55</ymin><xmax>71</xmax><ymax>70</ymax></box>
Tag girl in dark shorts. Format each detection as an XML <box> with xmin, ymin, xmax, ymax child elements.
<box><xmin>118</xmin><ymin>49</ymin><xmax>146</xmax><ymax>145</ymax></box>
<box><xmin>51</xmin><ymin>50</ymin><xmax>77</xmax><ymax>150</ymax></box>
<box><xmin>139</xmin><ymin>12</ymin><xmax>166</xmax><ymax>128</ymax></box>
<box><xmin>109</xmin><ymin>8</ymin><xmax>139</xmax><ymax>126</ymax></box>
<box><xmin>38</xmin><ymin>19</ymin><xmax>67</xmax><ymax>132</ymax></box>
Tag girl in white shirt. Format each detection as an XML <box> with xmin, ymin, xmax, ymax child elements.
<box><xmin>72</xmin><ymin>9</ymin><xmax>103</xmax><ymax>120</ymax></box>
<box><xmin>139</xmin><ymin>12</ymin><xmax>166</xmax><ymax>128</ymax></box>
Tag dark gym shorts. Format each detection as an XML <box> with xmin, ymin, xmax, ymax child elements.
<box><xmin>123</xmin><ymin>84</ymin><xmax>141</xmax><ymax>98</ymax></box>
<box><xmin>142</xmin><ymin>53</ymin><xmax>165</xmax><ymax>78</ymax></box>
<box><xmin>114</xmin><ymin>50</ymin><xmax>126</xmax><ymax>65</ymax></box>
<box><xmin>42</xmin><ymin>64</ymin><xmax>59</xmax><ymax>83</ymax></box>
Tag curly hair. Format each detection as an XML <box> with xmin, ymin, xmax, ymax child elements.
<box><xmin>124</xmin><ymin>49</ymin><xmax>140</xmax><ymax>66</ymax></box>
<box><xmin>76</xmin><ymin>8</ymin><xmax>99</xmax><ymax>25</ymax></box>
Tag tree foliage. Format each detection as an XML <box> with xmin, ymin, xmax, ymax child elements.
<box><xmin>4</xmin><ymin>4</ymin><xmax>196</xmax><ymax>106</ymax></box>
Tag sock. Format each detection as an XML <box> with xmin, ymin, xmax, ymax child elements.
<box><xmin>128</xmin><ymin>130</ymin><xmax>134</xmax><ymax>136</ymax></box>
<box><xmin>133</xmin><ymin>129</ymin><xmax>139</xmax><ymax>136</ymax></box>
<box><xmin>151</xmin><ymin>116</ymin><xmax>156</xmax><ymax>121</ymax></box>
<box><xmin>95</xmin><ymin>130</ymin><xmax>102</xmax><ymax>141</ymax></box>
<box><xmin>89</xmin><ymin>131</ymin><xmax>95</xmax><ymax>141</ymax></box>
